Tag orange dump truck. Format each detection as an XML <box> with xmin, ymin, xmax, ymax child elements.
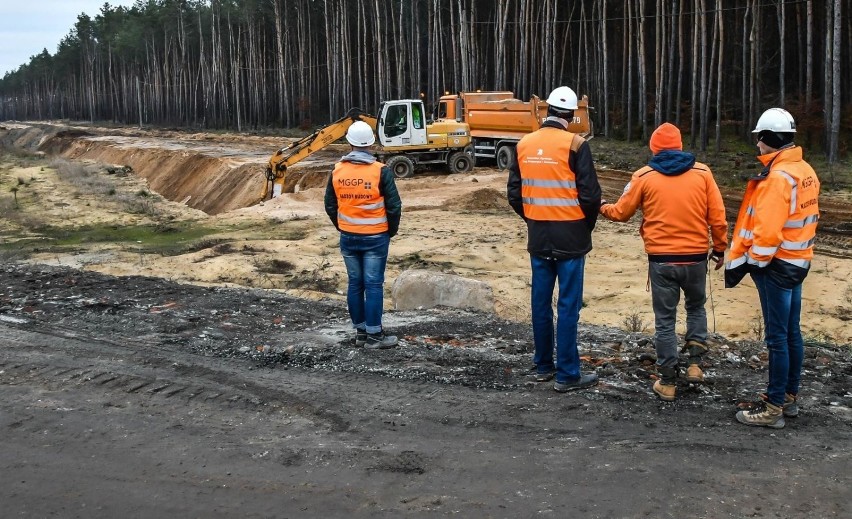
<box><xmin>435</xmin><ymin>91</ymin><xmax>592</xmax><ymax>169</ymax></box>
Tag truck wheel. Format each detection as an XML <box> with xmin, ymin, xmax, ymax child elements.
<box><xmin>496</xmin><ymin>145</ymin><xmax>515</xmax><ymax>171</ymax></box>
<box><xmin>386</xmin><ymin>155</ymin><xmax>415</xmax><ymax>178</ymax></box>
<box><xmin>448</xmin><ymin>151</ymin><xmax>474</xmax><ymax>173</ymax></box>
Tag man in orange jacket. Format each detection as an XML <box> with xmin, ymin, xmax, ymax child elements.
<box><xmin>324</xmin><ymin>121</ymin><xmax>402</xmax><ymax>350</ymax></box>
<box><xmin>507</xmin><ymin>86</ymin><xmax>601</xmax><ymax>393</ymax></box>
<box><xmin>727</xmin><ymin>108</ymin><xmax>820</xmax><ymax>429</ymax></box>
<box><xmin>600</xmin><ymin>122</ymin><xmax>727</xmax><ymax>401</ymax></box>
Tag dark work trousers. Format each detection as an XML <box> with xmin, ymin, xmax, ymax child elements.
<box><xmin>648</xmin><ymin>260</ymin><xmax>708</xmax><ymax>368</ymax></box>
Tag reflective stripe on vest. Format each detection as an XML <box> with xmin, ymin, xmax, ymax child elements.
<box><xmin>332</xmin><ymin>161</ymin><xmax>388</xmax><ymax>234</ymax></box>
<box><xmin>784</xmin><ymin>214</ymin><xmax>819</xmax><ymax>228</ymax></box>
<box><xmin>516</xmin><ymin>128</ymin><xmax>583</xmax><ymax>221</ymax></box>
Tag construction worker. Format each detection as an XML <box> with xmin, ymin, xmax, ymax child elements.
<box><xmin>507</xmin><ymin>86</ymin><xmax>601</xmax><ymax>393</ymax></box>
<box><xmin>599</xmin><ymin>123</ymin><xmax>727</xmax><ymax>401</ymax></box>
<box><xmin>728</xmin><ymin>108</ymin><xmax>820</xmax><ymax>429</ymax></box>
<box><xmin>324</xmin><ymin>121</ymin><xmax>402</xmax><ymax>349</ymax></box>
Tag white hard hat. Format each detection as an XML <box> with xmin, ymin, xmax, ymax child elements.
<box><xmin>752</xmin><ymin>108</ymin><xmax>796</xmax><ymax>133</ymax></box>
<box><xmin>346</xmin><ymin>120</ymin><xmax>376</xmax><ymax>146</ymax></box>
<box><xmin>546</xmin><ymin>86</ymin><xmax>579</xmax><ymax>111</ymax></box>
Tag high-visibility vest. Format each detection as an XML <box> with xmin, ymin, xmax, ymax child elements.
<box><xmin>727</xmin><ymin>146</ymin><xmax>820</xmax><ymax>270</ymax></box>
<box><xmin>516</xmin><ymin>127</ymin><xmax>584</xmax><ymax>221</ymax></box>
<box><xmin>332</xmin><ymin>161</ymin><xmax>389</xmax><ymax>234</ymax></box>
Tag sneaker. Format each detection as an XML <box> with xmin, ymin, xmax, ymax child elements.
<box><xmin>353</xmin><ymin>329</ymin><xmax>367</xmax><ymax>347</ymax></box>
<box><xmin>365</xmin><ymin>331</ymin><xmax>398</xmax><ymax>350</ymax></box>
<box><xmin>735</xmin><ymin>400</ymin><xmax>785</xmax><ymax>429</ymax></box>
<box><xmin>553</xmin><ymin>373</ymin><xmax>598</xmax><ymax>393</ymax></box>
<box><xmin>532</xmin><ymin>370</ymin><xmax>555</xmax><ymax>382</ymax></box>
<box><xmin>652</xmin><ymin>379</ymin><xmax>676</xmax><ymax>401</ymax></box>
<box><xmin>748</xmin><ymin>393</ymin><xmax>798</xmax><ymax>417</ymax></box>
<box><xmin>685</xmin><ymin>364</ymin><xmax>704</xmax><ymax>383</ymax></box>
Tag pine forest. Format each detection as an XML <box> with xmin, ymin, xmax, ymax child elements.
<box><xmin>0</xmin><ymin>0</ymin><xmax>848</xmax><ymax>160</ymax></box>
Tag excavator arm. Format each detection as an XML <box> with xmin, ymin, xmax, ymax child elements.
<box><xmin>263</xmin><ymin>108</ymin><xmax>378</xmax><ymax>200</ymax></box>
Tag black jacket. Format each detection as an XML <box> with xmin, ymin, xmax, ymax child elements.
<box><xmin>506</xmin><ymin>121</ymin><xmax>601</xmax><ymax>259</ymax></box>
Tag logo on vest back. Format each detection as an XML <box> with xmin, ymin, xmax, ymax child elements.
<box><xmin>338</xmin><ymin>178</ymin><xmax>364</xmax><ymax>187</ymax></box>
<box><xmin>537</xmin><ymin>149</ymin><xmax>543</xmax><ymax>156</ymax></box>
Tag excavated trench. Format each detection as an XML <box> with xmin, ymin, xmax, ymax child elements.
<box><xmin>0</xmin><ymin>123</ymin><xmax>338</xmax><ymax>215</ymax></box>
<box><xmin>3</xmin><ymin>122</ymin><xmax>851</xmax><ymax>258</ymax></box>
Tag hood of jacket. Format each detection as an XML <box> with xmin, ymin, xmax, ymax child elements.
<box><xmin>648</xmin><ymin>149</ymin><xmax>697</xmax><ymax>176</ymax></box>
<box><xmin>340</xmin><ymin>150</ymin><xmax>377</xmax><ymax>164</ymax></box>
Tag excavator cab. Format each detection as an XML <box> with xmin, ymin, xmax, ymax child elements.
<box><xmin>378</xmin><ymin>100</ymin><xmax>428</xmax><ymax>148</ymax></box>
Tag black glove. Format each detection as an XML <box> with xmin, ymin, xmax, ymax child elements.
<box><xmin>724</xmin><ymin>262</ymin><xmax>750</xmax><ymax>288</ymax></box>
<box><xmin>709</xmin><ymin>250</ymin><xmax>725</xmax><ymax>270</ymax></box>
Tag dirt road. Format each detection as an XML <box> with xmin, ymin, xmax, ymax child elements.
<box><xmin>2</xmin><ymin>265</ymin><xmax>850</xmax><ymax>518</ymax></box>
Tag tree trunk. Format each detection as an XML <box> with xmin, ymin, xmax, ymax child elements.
<box><xmin>715</xmin><ymin>0</ymin><xmax>724</xmax><ymax>152</ymax></box>
<box><xmin>805</xmin><ymin>0</ymin><xmax>813</xmax><ymax>111</ymax></box>
<box><xmin>829</xmin><ymin>0</ymin><xmax>841</xmax><ymax>166</ymax></box>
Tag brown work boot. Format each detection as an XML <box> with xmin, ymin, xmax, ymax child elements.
<box><xmin>735</xmin><ymin>400</ymin><xmax>785</xmax><ymax>429</ymax></box>
<box><xmin>653</xmin><ymin>365</ymin><xmax>678</xmax><ymax>401</ymax></box>
<box><xmin>685</xmin><ymin>363</ymin><xmax>704</xmax><ymax>383</ymax></box>
<box><xmin>653</xmin><ymin>379</ymin><xmax>677</xmax><ymax>401</ymax></box>
<box><xmin>682</xmin><ymin>340</ymin><xmax>708</xmax><ymax>383</ymax></box>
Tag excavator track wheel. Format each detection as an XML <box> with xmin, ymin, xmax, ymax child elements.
<box><xmin>386</xmin><ymin>155</ymin><xmax>415</xmax><ymax>179</ymax></box>
<box><xmin>448</xmin><ymin>151</ymin><xmax>474</xmax><ymax>174</ymax></box>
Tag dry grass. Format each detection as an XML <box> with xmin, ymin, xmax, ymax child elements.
<box><xmin>621</xmin><ymin>311</ymin><xmax>650</xmax><ymax>333</ymax></box>
<box><xmin>50</xmin><ymin>158</ymin><xmax>117</xmax><ymax>196</ymax></box>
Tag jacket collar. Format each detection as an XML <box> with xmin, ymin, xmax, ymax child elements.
<box><xmin>754</xmin><ymin>144</ymin><xmax>801</xmax><ymax>180</ymax></box>
<box><xmin>542</xmin><ymin>117</ymin><xmax>569</xmax><ymax>130</ymax></box>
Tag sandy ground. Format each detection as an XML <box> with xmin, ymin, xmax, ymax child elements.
<box><xmin>2</xmin><ymin>125</ymin><xmax>849</xmax><ymax>344</ymax></box>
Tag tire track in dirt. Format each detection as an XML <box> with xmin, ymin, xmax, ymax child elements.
<box><xmin>0</xmin><ymin>323</ymin><xmax>350</xmax><ymax>432</ymax></box>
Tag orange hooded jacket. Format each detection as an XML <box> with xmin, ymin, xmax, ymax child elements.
<box><xmin>600</xmin><ymin>123</ymin><xmax>728</xmax><ymax>262</ymax></box>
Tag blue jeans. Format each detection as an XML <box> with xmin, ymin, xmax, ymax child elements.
<box><xmin>649</xmin><ymin>261</ymin><xmax>708</xmax><ymax>368</ymax></box>
<box><xmin>340</xmin><ymin>232</ymin><xmax>390</xmax><ymax>334</ymax></box>
<box><xmin>751</xmin><ymin>270</ymin><xmax>804</xmax><ymax>406</ymax></box>
<box><xmin>530</xmin><ymin>255</ymin><xmax>585</xmax><ymax>383</ymax></box>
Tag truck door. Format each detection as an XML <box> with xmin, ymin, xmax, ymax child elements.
<box><xmin>379</xmin><ymin>101</ymin><xmax>427</xmax><ymax>147</ymax></box>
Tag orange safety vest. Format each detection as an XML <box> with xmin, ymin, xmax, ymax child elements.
<box><xmin>516</xmin><ymin>127</ymin><xmax>584</xmax><ymax>221</ymax></box>
<box><xmin>332</xmin><ymin>161</ymin><xmax>389</xmax><ymax>234</ymax></box>
<box><xmin>727</xmin><ymin>146</ymin><xmax>820</xmax><ymax>270</ymax></box>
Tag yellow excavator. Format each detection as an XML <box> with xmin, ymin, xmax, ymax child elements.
<box><xmin>263</xmin><ymin>99</ymin><xmax>474</xmax><ymax>200</ymax></box>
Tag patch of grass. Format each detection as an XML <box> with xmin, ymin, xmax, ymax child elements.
<box><xmin>255</xmin><ymin>258</ymin><xmax>295</xmax><ymax>274</ymax></box>
<box><xmin>389</xmin><ymin>252</ymin><xmax>456</xmax><ymax>272</ymax></box>
<box><xmin>285</xmin><ymin>256</ymin><xmax>339</xmax><ymax>293</ymax></box>
<box><xmin>0</xmin><ymin>222</ymin><xmax>225</xmax><ymax>256</ymax></box>
<box><xmin>50</xmin><ymin>158</ymin><xmax>117</xmax><ymax>196</ymax></box>
<box><xmin>749</xmin><ymin>314</ymin><xmax>765</xmax><ymax>342</ymax></box>
<box><xmin>621</xmin><ymin>311</ymin><xmax>650</xmax><ymax>333</ymax></box>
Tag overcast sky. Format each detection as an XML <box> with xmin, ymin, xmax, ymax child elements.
<box><xmin>0</xmin><ymin>0</ymin><xmax>138</xmax><ymax>77</ymax></box>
